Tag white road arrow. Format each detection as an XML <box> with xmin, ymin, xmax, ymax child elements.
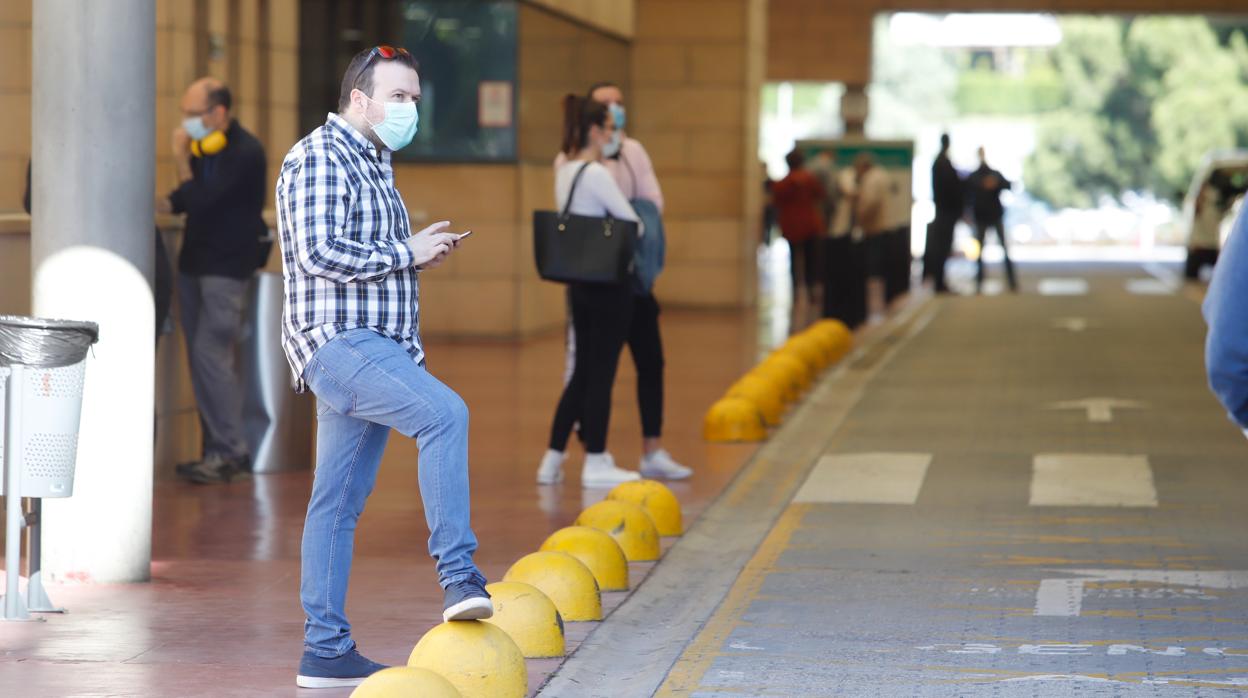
<box><xmin>1035</xmin><ymin>569</ymin><xmax>1248</xmax><ymax>616</ymax></box>
<box><xmin>1046</xmin><ymin>398</ymin><xmax>1147</xmax><ymax>423</ymax></box>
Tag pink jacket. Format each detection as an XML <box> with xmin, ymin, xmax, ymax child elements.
<box><xmin>554</xmin><ymin>136</ymin><xmax>664</xmax><ymax>213</ymax></box>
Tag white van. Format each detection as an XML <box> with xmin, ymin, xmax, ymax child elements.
<box><xmin>1183</xmin><ymin>150</ymin><xmax>1248</xmax><ymax>279</ymax></box>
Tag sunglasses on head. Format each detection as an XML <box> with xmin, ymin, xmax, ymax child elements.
<box><xmin>352</xmin><ymin>45</ymin><xmax>412</xmax><ymax>88</ymax></box>
<box><xmin>363</xmin><ymin>45</ymin><xmax>410</xmax><ymax>70</ymax></box>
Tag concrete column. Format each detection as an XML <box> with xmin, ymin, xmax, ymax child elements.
<box><xmin>631</xmin><ymin>0</ymin><xmax>767</xmax><ymax>309</ymax></box>
<box><xmin>31</xmin><ymin>0</ymin><xmax>155</xmax><ymax>583</ymax></box>
<box><xmin>842</xmin><ymin>84</ymin><xmax>870</xmax><ymax>137</ymax></box>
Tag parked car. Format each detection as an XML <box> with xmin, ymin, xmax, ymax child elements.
<box><xmin>1183</xmin><ymin>150</ymin><xmax>1248</xmax><ymax>279</ymax></box>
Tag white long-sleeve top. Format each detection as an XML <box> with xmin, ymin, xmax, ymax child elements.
<box><xmin>555</xmin><ymin>160</ymin><xmax>643</xmax><ymax>235</ymax></box>
<box><xmin>555</xmin><ymin>136</ymin><xmax>664</xmax><ymax>213</ymax></box>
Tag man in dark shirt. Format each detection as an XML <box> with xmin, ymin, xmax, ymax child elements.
<box><xmin>157</xmin><ymin>78</ymin><xmax>267</xmax><ymax>483</ymax></box>
<box><xmin>926</xmin><ymin>134</ymin><xmax>962</xmax><ymax>293</ymax></box>
<box><xmin>966</xmin><ymin>146</ymin><xmax>1017</xmax><ymax>293</ymax></box>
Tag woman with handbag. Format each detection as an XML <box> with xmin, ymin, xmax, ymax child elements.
<box><xmin>536</xmin><ymin>95</ymin><xmax>644</xmax><ymax>488</ymax></box>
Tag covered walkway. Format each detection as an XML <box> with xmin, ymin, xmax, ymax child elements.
<box><xmin>6</xmin><ymin>261</ymin><xmax>1245</xmax><ymax>696</ymax></box>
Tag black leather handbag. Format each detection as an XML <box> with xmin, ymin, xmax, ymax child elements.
<box><xmin>533</xmin><ymin>162</ymin><xmax>638</xmax><ymax>284</ymax></box>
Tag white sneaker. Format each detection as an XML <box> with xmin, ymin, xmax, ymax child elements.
<box><xmin>582</xmin><ymin>452</ymin><xmax>640</xmax><ymax>488</ymax></box>
<box><xmin>536</xmin><ymin>449</ymin><xmax>565</xmax><ymax>485</ymax></box>
<box><xmin>640</xmin><ymin>449</ymin><xmax>693</xmax><ymax>480</ymax></box>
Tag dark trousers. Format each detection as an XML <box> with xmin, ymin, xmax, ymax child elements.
<box><xmin>1186</xmin><ymin>248</ymin><xmax>1219</xmax><ymax>279</ymax></box>
<box><xmin>926</xmin><ymin>213</ymin><xmax>957</xmax><ymax>292</ymax></box>
<box><xmin>627</xmin><ymin>293</ymin><xmax>664</xmax><ymax>439</ymax></box>
<box><xmin>975</xmin><ymin>217</ymin><xmax>1017</xmax><ymax>291</ymax></box>
<box><xmin>550</xmin><ymin>282</ymin><xmax>633</xmax><ymax>453</ymax></box>
<box><xmin>821</xmin><ymin>236</ymin><xmax>867</xmax><ymax>328</ymax></box>
<box><xmin>788</xmin><ymin>237</ymin><xmax>821</xmax><ymax>302</ymax></box>
<box><xmin>178</xmin><ymin>272</ymin><xmax>249</xmax><ymax>458</ymax></box>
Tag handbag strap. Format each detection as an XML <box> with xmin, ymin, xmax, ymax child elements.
<box><xmin>560</xmin><ymin>162</ymin><xmax>594</xmax><ymax>219</ymax></box>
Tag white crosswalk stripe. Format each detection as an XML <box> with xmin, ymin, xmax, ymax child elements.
<box><xmin>795</xmin><ymin>453</ymin><xmax>1162</xmax><ymax>508</ymax></box>
<box><xmin>1030</xmin><ymin>453</ymin><xmax>1158</xmax><ymax>507</ymax></box>
<box><xmin>794</xmin><ymin>453</ymin><xmax>932</xmax><ymax>504</ymax></box>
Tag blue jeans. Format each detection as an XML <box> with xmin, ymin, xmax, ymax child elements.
<box><xmin>300</xmin><ymin>329</ymin><xmax>483</xmax><ymax>657</ymax></box>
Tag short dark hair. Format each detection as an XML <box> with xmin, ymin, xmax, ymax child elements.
<box><xmin>338</xmin><ymin>47</ymin><xmax>420</xmax><ymax>111</ymax></box>
<box><xmin>785</xmin><ymin>149</ymin><xmax>805</xmax><ymax>171</ymax></box>
<box><xmin>206</xmin><ymin>84</ymin><xmax>232</xmax><ymax>112</ymax></box>
<box><xmin>940</xmin><ymin>133</ymin><xmax>950</xmax><ymax>150</ymax></box>
<box><xmin>586</xmin><ymin>81</ymin><xmax>620</xmax><ymax>101</ymax></box>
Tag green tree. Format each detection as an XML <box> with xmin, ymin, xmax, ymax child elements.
<box><xmin>1025</xmin><ymin>16</ymin><xmax>1248</xmax><ymax>209</ymax></box>
<box><xmin>868</xmin><ymin>16</ymin><xmax>958</xmax><ymax>138</ymax></box>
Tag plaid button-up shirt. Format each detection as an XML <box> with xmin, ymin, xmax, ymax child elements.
<box><xmin>276</xmin><ymin>113</ymin><xmax>421</xmax><ymax>392</ymax></box>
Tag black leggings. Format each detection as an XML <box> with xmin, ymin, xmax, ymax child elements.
<box><xmin>549</xmin><ymin>282</ymin><xmax>634</xmax><ymax>453</ymax></box>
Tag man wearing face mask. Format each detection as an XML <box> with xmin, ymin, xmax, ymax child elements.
<box><xmin>276</xmin><ymin>46</ymin><xmax>491</xmax><ymax>689</ymax></box>
<box><xmin>158</xmin><ymin>78</ymin><xmax>267</xmax><ymax>484</ymax></box>
<box><xmin>544</xmin><ymin>81</ymin><xmax>691</xmax><ymax>485</ymax></box>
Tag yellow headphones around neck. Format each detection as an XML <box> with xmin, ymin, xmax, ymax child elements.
<box><xmin>191</xmin><ymin>130</ymin><xmax>228</xmax><ymax>157</ymax></box>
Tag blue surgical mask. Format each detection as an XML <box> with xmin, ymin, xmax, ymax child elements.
<box><xmin>183</xmin><ymin>116</ymin><xmax>212</xmax><ymax>141</ymax></box>
<box><xmin>603</xmin><ymin>130</ymin><xmax>622</xmax><ymax>158</ymax></box>
<box><xmin>365</xmin><ymin>97</ymin><xmax>419</xmax><ymax>151</ymax></box>
<box><xmin>609</xmin><ymin>103</ymin><xmax>626</xmax><ymax>131</ymax></box>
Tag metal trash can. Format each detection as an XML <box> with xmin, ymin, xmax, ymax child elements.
<box><xmin>0</xmin><ymin>315</ymin><xmax>98</xmax><ymax>621</ymax></box>
<box><xmin>240</xmin><ymin>272</ymin><xmax>313</xmax><ymax>473</ymax></box>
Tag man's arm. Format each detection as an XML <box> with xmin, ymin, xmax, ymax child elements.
<box><xmin>284</xmin><ymin>148</ymin><xmax>416</xmax><ymax>283</ymax></box>
<box><xmin>624</xmin><ymin>139</ymin><xmax>664</xmax><ymax>213</ymax></box>
<box><xmin>172</xmin><ymin>127</ymin><xmax>193</xmax><ymax>185</ymax></box>
<box><xmin>1204</xmin><ymin>208</ymin><xmax>1248</xmax><ymax>430</ymax></box>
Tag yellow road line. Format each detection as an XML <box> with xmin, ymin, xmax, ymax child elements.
<box><xmin>655</xmin><ymin>503</ymin><xmax>810</xmax><ymax>696</ymax></box>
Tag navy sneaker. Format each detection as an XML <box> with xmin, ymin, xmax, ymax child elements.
<box><xmin>295</xmin><ymin>648</ymin><xmax>388</xmax><ymax>689</ymax></box>
<box><xmin>443</xmin><ymin>577</ymin><xmax>493</xmax><ymax>622</ymax></box>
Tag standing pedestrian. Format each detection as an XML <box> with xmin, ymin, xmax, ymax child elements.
<box><xmin>926</xmin><ymin>134</ymin><xmax>962</xmax><ymax>294</ymax></box>
<box><xmin>1187</xmin><ymin>183</ymin><xmax>1224</xmax><ymax>280</ymax></box>
<box><xmin>158</xmin><ymin>78</ymin><xmax>267</xmax><ymax>483</ymax></box>
<box><xmin>853</xmin><ymin>152</ymin><xmax>891</xmax><ymax>323</ymax></box>
<box><xmin>276</xmin><ymin>46</ymin><xmax>492</xmax><ymax>689</ymax></box>
<box><xmin>546</xmin><ymin>82</ymin><xmax>691</xmax><ymax>483</ymax></box>
<box><xmin>537</xmin><ymin>95</ymin><xmax>644</xmax><ymax>488</ymax></box>
<box><xmin>966</xmin><ymin>147</ymin><xmax>1017</xmax><ymax>293</ymax></box>
<box><xmin>773</xmin><ymin>149</ymin><xmax>825</xmax><ymax>326</ymax></box>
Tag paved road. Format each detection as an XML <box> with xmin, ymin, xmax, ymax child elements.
<box><xmin>542</xmin><ymin>263</ymin><xmax>1248</xmax><ymax>697</ymax></box>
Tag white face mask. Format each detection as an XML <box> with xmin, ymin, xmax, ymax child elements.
<box><xmin>363</xmin><ymin>95</ymin><xmax>420</xmax><ymax>151</ymax></box>
<box><xmin>602</xmin><ymin>130</ymin><xmax>622</xmax><ymax>158</ymax></box>
<box><xmin>183</xmin><ymin>116</ymin><xmax>212</xmax><ymax>141</ymax></box>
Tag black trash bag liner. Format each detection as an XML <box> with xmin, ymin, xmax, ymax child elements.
<box><xmin>0</xmin><ymin>315</ymin><xmax>100</xmax><ymax>368</ymax></box>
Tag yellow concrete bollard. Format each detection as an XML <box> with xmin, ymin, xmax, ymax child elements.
<box><xmin>607</xmin><ymin>479</ymin><xmax>683</xmax><ymax>537</ymax></box>
<box><xmin>703</xmin><ymin>396</ymin><xmax>767</xmax><ymax>442</ymax></box>
<box><xmin>798</xmin><ymin>328</ymin><xmax>838</xmax><ymax>363</ymax></box>
<box><xmin>482</xmin><ymin>581</ymin><xmax>565</xmax><ymax>658</ymax></box>
<box><xmin>781</xmin><ymin>335</ymin><xmax>827</xmax><ymax>372</ymax></box>
<box><xmin>576</xmin><ymin>500</ymin><xmax>661</xmax><ymax>561</ymax></box>
<box><xmin>813</xmin><ymin>319</ymin><xmax>854</xmax><ymax>359</ymax></box>
<box><xmin>763</xmin><ymin>352</ymin><xmax>811</xmax><ymax>390</ymax></box>
<box><xmin>747</xmin><ymin>364</ymin><xmax>799</xmax><ymax>403</ymax></box>
<box><xmin>503</xmin><ymin>551</ymin><xmax>602</xmax><ymax>621</ymax></box>
<box><xmin>407</xmin><ymin>621</ymin><xmax>526</xmax><ymax>698</ymax></box>
<box><xmin>351</xmin><ymin>666</ymin><xmax>461</xmax><ymax>698</ymax></box>
<box><xmin>540</xmin><ymin>526</ymin><xmax>630</xmax><ymax>592</ymax></box>
<box><xmin>727</xmin><ymin>374</ymin><xmax>787</xmax><ymax>426</ymax></box>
